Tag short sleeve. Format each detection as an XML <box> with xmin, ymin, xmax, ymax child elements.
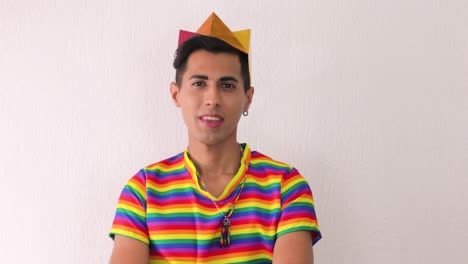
<box><xmin>276</xmin><ymin>168</ymin><xmax>322</xmax><ymax>245</ymax></box>
<box><xmin>109</xmin><ymin>169</ymin><xmax>149</xmax><ymax>245</ymax></box>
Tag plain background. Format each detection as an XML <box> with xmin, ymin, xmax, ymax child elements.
<box><xmin>1</xmin><ymin>1</ymin><xmax>467</xmax><ymax>263</ymax></box>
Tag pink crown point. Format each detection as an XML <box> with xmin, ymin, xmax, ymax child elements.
<box><xmin>178</xmin><ymin>30</ymin><xmax>197</xmax><ymax>47</ymax></box>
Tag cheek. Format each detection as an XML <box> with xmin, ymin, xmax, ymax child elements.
<box><xmin>227</xmin><ymin>101</ymin><xmax>246</xmax><ymax>119</ymax></box>
<box><xmin>180</xmin><ymin>104</ymin><xmax>194</xmax><ymax>117</ymax></box>
<box><xmin>235</xmin><ymin>97</ymin><xmax>248</xmax><ymax>112</ymax></box>
<box><xmin>179</xmin><ymin>99</ymin><xmax>199</xmax><ymax>120</ymax></box>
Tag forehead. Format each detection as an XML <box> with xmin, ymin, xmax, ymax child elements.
<box><xmin>183</xmin><ymin>50</ymin><xmax>242</xmax><ymax>78</ymax></box>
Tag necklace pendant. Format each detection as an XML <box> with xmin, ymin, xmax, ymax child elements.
<box><xmin>220</xmin><ymin>216</ymin><xmax>231</xmax><ymax>248</ymax></box>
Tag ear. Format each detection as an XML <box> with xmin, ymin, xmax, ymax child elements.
<box><xmin>170</xmin><ymin>82</ymin><xmax>181</xmax><ymax>107</ymax></box>
<box><xmin>244</xmin><ymin>86</ymin><xmax>254</xmax><ymax>111</ymax></box>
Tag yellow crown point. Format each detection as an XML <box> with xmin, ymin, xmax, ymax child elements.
<box><xmin>233</xmin><ymin>29</ymin><xmax>250</xmax><ymax>54</ymax></box>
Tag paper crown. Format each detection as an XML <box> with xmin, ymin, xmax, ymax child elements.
<box><xmin>177</xmin><ymin>12</ymin><xmax>250</xmax><ymax>55</ymax></box>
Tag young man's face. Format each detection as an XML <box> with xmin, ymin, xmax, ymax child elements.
<box><xmin>171</xmin><ymin>50</ymin><xmax>254</xmax><ymax>147</ymax></box>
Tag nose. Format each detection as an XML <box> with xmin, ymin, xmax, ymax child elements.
<box><xmin>204</xmin><ymin>85</ymin><xmax>221</xmax><ymax>107</ymax></box>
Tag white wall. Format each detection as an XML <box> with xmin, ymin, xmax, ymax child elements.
<box><xmin>1</xmin><ymin>1</ymin><xmax>467</xmax><ymax>263</ymax></box>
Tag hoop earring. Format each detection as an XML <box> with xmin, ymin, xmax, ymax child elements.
<box><xmin>242</xmin><ymin>111</ymin><xmax>248</xmax><ymax>116</ymax></box>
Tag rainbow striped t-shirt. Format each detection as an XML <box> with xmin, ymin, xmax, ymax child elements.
<box><xmin>110</xmin><ymin>144</ymin><xmax>321</xmax><ymax>263</ymax></box>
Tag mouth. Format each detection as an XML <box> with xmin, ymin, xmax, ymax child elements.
<box><xmin>199</xmin><ymin>114</ymin><xmax>224</xmax><ymax>128</ymax></box>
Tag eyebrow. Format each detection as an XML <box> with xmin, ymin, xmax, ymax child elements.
<box><xmin>189</xmin><ymin>75</ymin><xmax>239</xmax><ymax>83</ymax></box>
<box><xmin>190</xmin><ymin>74</ymin><xmax>208</xmax><ymax>80</ymax></box>
<box><xmin>219</xmin><ymin>76</ymin><xmax>239</xmax><ymax>83</ymax></box>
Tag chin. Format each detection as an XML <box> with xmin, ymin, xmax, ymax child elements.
<box><xmin>197</xmin><ymin>137</ymin><xmax>225</xmax><ymax>146</ymax></box>
<box><xmin>194</xmin><ymin>133</ymin><xmax>234</xmax><ymax>146</ymax></box>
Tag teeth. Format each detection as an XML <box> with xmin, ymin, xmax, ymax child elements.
<box><xmin>202</xmin><ymin>116</ymin><xmax>221</xmax><ymax>121</ymax></box>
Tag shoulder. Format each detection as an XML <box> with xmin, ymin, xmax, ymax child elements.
<box><xmin>249</xmin><ymin>148</ymin><xmax>295</xmax><ymax>174</ymax></box>
<box><xmin>125</xmin><ymin>152</ymin><xmax>185</xmax><ymax>184</ymax></box>
<box><xmin>140</xmin><ymin>152</ymin><xmax>185</xmax><ymax>174</ymax></box>
<box><xmin>248</xmin><ymin>147</ymin><xmax>309</xmax><ymax>188</ymax></box>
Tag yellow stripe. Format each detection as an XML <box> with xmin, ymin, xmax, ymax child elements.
<box><xmin>147</xmin><ymin>181</ymin><xmax>192</xmax><ymax>192</ymax></box>
<box><xmin>147</xmin><ymin>206</ymin><xmax>218</xmax><ymax>215</ymax></box>
<box><xmin>149</xmin><ymin>225</ymin><xmax>276</xmax><ymax>240</ymax></box>
<box><xmin>237</xmin><ymin>200</ymin><xmax>280</xmax><ymax>210</ymax></box>
<box><xmin>148</xmin><ymin>233</ymin><xmax>218</xmax><ymax>240</ymax></box>
<box><xmin>146</xmin><ymin>162</ymin><xmax>185</xmax><ymax>171</ymax></box>
<box><xmin>232</xmin><ymin>226</ymin><xmax>276</xmax><ymax>236</ymax></box>
<box><xmin>278</xmin><ymin>220</ymin><xmax>317</xmax><ymax>233</ymax></box>
<box><xmin>282</xmin><ymin>175</ymin><xmax>305</xmax><ymax>192</ymax></box>
<box><xmin>245</xmin><ymin>175</ymin><xmax>282</xmax><ymax>186</ymax></box>
<box><xmin>293</xmin><ymin>195</ymin><xmax>315</xmax><ymax>205</ymax></box>
<box><xmin>110</xmin><ymin>228</ymin><xmax>149</xmax><ymax>244</ymax></box>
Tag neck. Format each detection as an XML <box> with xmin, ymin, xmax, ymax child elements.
<box><xmin>188</xmin><ymin>140</ymin><xmax>241</xmax><ymax>180</ymax></box>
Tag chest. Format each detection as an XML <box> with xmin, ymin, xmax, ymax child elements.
<box><xmin>145</xmin><ymin>180</ymin><xmax>283</xmax><ymax>261</ymax></box>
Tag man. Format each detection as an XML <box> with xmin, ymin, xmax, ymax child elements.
<box><xmin>109</xmin><ymin>13</ymin><xmax>321</xmax><ymax>263</ymax></box>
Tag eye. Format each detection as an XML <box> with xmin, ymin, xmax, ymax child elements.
<box><xmin>221</xmin><ymin>82</ymin><xmax>236</xmax><ymax>89</ymax></box>
<box><xmin>192</xmin><ymin>81</ymin><xmax>205</xmax><ymax>87</ymax></box>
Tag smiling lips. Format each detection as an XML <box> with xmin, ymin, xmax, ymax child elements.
<box><xmin>199</xmin><ymin>114</ymin><xmax>224</xmax><ymax>128</ymax></box>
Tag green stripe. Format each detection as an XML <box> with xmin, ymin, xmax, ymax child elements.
<box><xmin>116</xmin><ymin>208</ymin><xmax>146</xmax><ymax>221</ymax></box>
<box><xmin>149</xmin><ymin>238</ymin><xmax>215</xmax><ymax>245</ymax></box>
<box><xmin>125</xmin><ymin>185</ymin><xmax>145</xmax><ymax>202</ymax></box>
<box><xmin>230</xmin><ymin>258</ymin><xmax>272</xmax><ymax>264</ymax></box>
<box><xmin>147</xmin><ymin>212</ymin><xmax>219</xmax><ymax>219</ymax></box>
<box><xmin>282</xmin><ymin>180</ymin><xmax>308</xmax><ymax>196</ymax></box>
<box><xmin>147</xmin><ymin>186</ymin><xmax>195</xmax><ymax>196</ymax></box>
<box><xmin>232</xmin><ymin>233</ymin><xmax>275</xmax><ymax>240</ymax></box>
<box><xmin>244</xmin><ymin>181</ymin><xmax>280</xmax><ymax>190</ymax></box>
<box><xmin>249</xmin><ymin>161</ymin><xmax>291</xmax><ymax>170</ymax></box>
<box><xmin>143</xmin><ymin>167</ymin><xmax>185</xmax><ymax>175</ymax></box>
<box><xmin>236</xmin><ymin>206</ymin><xmax>280</xmax><ymax>214</ymax></box>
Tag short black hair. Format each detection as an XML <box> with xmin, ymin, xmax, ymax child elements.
<box><xmin>173</xmin><ymin>35</ymin><xmax>251</xmax><ymax>92</ymax></box>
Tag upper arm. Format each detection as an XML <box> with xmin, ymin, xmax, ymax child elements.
<box><xmin>109</xmin><ymin>235</ymin><xmax>149</xmax><ymax>264</ymax></box>
<box><xmin>277</xmin><ymin>168</ymin><xmax>321</xmax><ymax>244</ymax></box>
<box><xmin>273</xmin><ymin>168</ymin><xmax>321</xmax><ymax>263</ymax></box>
<box><xmin>273</xmin><ymin>231</ymin><xmax>314</xmax><ymax>264</ymax></box>
<box><xmin>109</xmin><ymin>171</ymin><xmax>150</xmax><ymax>263</ymax></box>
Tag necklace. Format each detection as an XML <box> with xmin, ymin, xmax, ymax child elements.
<box><xmin>186</xmin><ymin>145</ymin><xmax>247</xmax><ymax>248</ymax></box>
<box><xmin>196</xmin><ymin>171</ymin><xmax>247</xmax><ymax>248</ymax></box>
